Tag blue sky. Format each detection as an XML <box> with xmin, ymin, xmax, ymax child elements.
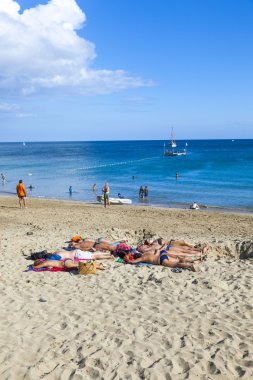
<box><xmin>0</xmin><ymin>0</ymin><xmax>253</xmax><ymax>141</ymax></box>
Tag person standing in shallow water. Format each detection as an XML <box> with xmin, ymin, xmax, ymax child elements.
<box><xmin>1</xmin><ymin>173</ymin><xmax>6</xmax><ymax>185</ymax></box>
<box><xmin>144</xmin><ymin>186</ymin><xmax>149</xmax><ymax>197</ymax></box>
<box><xmin>102</xmin><ymin>182</ymin><xmax>110</xmax><ymax>208</ymax></box>
<box><xmin>92</xmin><ymin>184</ymin><xmax>97</xmax><ymax>192</ymax></box>
<box><xmin>16</xmin><ymin>179</ymin><xmax>27</xmax><ymax>208</ymax></box>
<box><xmin>176</xmin><ymin>172</ymin><xmax>179</xmax><ymax>180</ymax></box>
<box><xmin>139</xmin><ymin>186</ymin><xmax>144</xmax><ymax>198</ymax></box>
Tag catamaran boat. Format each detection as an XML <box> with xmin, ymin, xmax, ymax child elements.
<box><xmin>164</xmin><ymin>127</ymin><xmax>186</xmax><ymax>156</ymax></box>
<box><xmin>97</xmin><ymin>195</ymin><xmax>132</xmax><ymax>205</ymax></box>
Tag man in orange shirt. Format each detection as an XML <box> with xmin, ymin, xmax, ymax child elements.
<box><xmin>16</xmin><ymin>179</ymin><xmax>27</xmax><ymax>208</ymax></box>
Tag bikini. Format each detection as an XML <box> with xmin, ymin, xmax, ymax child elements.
<box><xmin>159</xmin><ymin>244</ymin><xmax>173</xmax><ymax>265</ymax></box>
<box><xmin>93</xmin><ymin>239</ymin><xmax>120</xmax><ymax>249</ymax></box>
<box><xmin>63</xmin><ymin>258</ymin><xmax>73</xmax><ymax>268</ymax></box>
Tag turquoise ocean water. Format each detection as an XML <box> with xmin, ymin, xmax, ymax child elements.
<box><xmin>0</xmin><ymin>140</ymin><xmax>252</xmax><ymax>211</ymax></box>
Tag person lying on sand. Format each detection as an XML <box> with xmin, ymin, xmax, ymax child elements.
<box><xmin>33</xmin><ymin>259</ymin><xmax>106</xmax><ymax>271</ymax></box>
<box><xmin>159</xmin><ymin>244</ymin><xmax>209</xmax><ymax>262</ymax></box>
<box><xmin>71</xmin><ymin>238</ymin><xmax>128</xmax><ymax>252</ymax></box>
<box><xmin>45</xmin><ymin>249</ymin><xmax>114</xmax><ymax>261</ymax></box>
<box><xmin>138</xmin><ymin>238</ymin><xmax>201</xmax><ymax>252</ymax></box>
<box><xmin>137</xmin><ymin>238</ymin><xmax>209</xmax><ymax>260</ymax></box>
<box><xmin>117</xmin><ymin>249</ymin><xmax>199</xmax><ymax>272</ymax></box>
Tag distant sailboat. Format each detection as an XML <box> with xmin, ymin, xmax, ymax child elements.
<box><xmin>169</xmin><ymin>127</ymin><xmax>177</xmax><ymax>148</ymax></box>
<box><xmin>164</xmin><ymin>127</ymin><xmax>186</xmax><ymax>157</ymax></box>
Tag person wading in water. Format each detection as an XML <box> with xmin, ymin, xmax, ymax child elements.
<box><xmin>102</xmin><ymin>182</ymin><xmax>110</xmax><ymax>208</ymax></box>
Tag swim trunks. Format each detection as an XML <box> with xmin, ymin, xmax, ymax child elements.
<box><xmin>74</xmin><ymin>249</ymin><xmax>93</xmax><ymax>260</ymax></box>
<box><xmin>160</xmin><ymin>251</ymin><xmax>169</xmax><ymax>265</ymax></box>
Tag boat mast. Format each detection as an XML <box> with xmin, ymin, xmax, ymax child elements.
<box><xmin>170</xmin><ymin>127</ymin><xmax>174</xmax><ymax>143</ymax></box>
<box><xmin>170</xmin><ymin>127</ymin><xmax>177</xmax><ymax>148</ymax></box>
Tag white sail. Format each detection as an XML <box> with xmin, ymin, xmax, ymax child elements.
<box><xmin>164</xmin><ymin>127</ymin><xmax>186</xmax><ymax>156</ymax></box>
<box><xmin>169</xmin><ymin>127</ymin><xmax>177</xmax><ymax>148</ymax></box>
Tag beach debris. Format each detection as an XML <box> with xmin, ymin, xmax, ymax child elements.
<box><xmin>38</xmin><ymin>297</ymin><xmax>47</xmax><ymax>302</ymax></box>
<box><xmin>26</xmin><ymin>232</ymin><xmax>33</xmax><ymax>235</ymax></box>
<box><xmin>171</xmin><ymin>268</ymin><xmax>183</xmax><ymax>273</ymax></box>
<box><xmin>236</xmin><ymin>240</ymin><xmax>253</xmax><ymax>259</ymax></box>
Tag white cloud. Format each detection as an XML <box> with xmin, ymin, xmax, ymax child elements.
<box><xmin>0</xmin><ymin>0</ymin><xmax>152</xmax><ymax>95</ymax></box>
<box><xmin>16</xmin><ymin>112</ymin><xmax>35</xmax><ymax>118</ymax></box>
<box><xmin>0</xmin><ymin>102</ymin><xmax>19</xmax><ymax>111</ymax></box>
<box><xmin>0</xmin><ymin>102</ymin><xmax>34</xmax><ymax>117</ymax></box>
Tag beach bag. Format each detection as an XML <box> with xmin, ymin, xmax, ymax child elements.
<box><xmin>78</xmin><ymin>260</ymin><xmax>97</xmax><ymax>275</ymax></box>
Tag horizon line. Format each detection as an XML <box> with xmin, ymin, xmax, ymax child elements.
<box><xmin>0</xmin><ymin>138</ymin><xmax>252</xmax><ymax>143</ymax></box>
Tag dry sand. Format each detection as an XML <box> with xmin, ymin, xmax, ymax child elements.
<box><xmin>0</xmin><ymin>196</ymin><xmax>253</xmax><ymax>380</ymax></box>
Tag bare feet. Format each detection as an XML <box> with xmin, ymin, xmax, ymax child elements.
<box><xmin>97</xmin><ymin>263</ymin><xmax>106</xmax><ymax>270</ymax></box>
<box><xmin>202</xmin><ymin>244</ymin><xmax>210</xmax><ymax>254</ymax></box>
<box><xmin>192</xmin><ymin>262</ymin><xmax>200</xmax><ymax>272</ymax></box>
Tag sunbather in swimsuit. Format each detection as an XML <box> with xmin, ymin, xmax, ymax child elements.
<box><xmin>71</xmin><ymin>238</ymin><xmax>127</xmax><ymax>252</ymax></box>
<box><xmin>33</xmin><ymin>259</ymin><xmax>106</xmax><ymax>271</ymax></box>
<box><xmin>45</xmin><ymin>249</ymin><xmax>114</xmax><ymax>261</ymax></box>
<box><xmin>138</xmin><ymin>238</ymin><xmax>202</xmax><ymax>252</ymax></box>
<box><xmin>119</xmin><ymin>249</ymin><xmax>199</xmax><ymax>271</ymax></box>
<box><xmin>137</xmin><ymin>239</ymin><xmax>209</xmax><ymax>261</ymax></box>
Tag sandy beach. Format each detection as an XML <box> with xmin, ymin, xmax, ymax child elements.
<box><xmin>0</xmin><ymin>196</ymin><xmax>253</xmax><ymax>380</ymax></box>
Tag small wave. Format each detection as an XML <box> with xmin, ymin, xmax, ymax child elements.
<box><xmin>0</xmin><ymin>190</ymin><xmax>16</xmax><ymax>195</ymax></box>
<box><xmin>69</xmin><ymin>156</ymin><xmax>160</xmax><ymax>172</ymax></box>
